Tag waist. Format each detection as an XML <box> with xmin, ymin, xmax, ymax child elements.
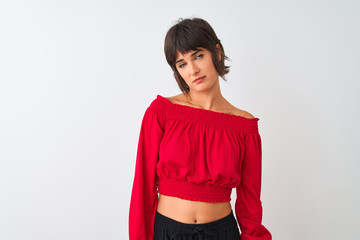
<box><xmin>157</xmin><ymin>193</ymin><xmax>232</xmax><ymax>224</ymax></box>
<box><xmin>157</xmin><ymin>177</ymin><xmax>232</xmax><ymax>202</ymax></box>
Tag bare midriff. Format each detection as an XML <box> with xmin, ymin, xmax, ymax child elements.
<box><xmin>157</xmin><ymin>193</ymin><xmax>232</xmax><ymax>224</ymax></box>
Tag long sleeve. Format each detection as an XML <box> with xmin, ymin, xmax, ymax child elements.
<box><xmin>235</xmin><ymin>131</ymin><xmax>272</xmax><ymax>240</ymax></box>
<box><xmin>129</xmin><ymin>106</ymin><xmax>165</xmax><ymax>240</ymax></box>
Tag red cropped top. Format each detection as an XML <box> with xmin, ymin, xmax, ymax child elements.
<box><xmin>129</xmin><ymin>94</ymin><xmax>272</xmax><ymax>240</ymax></box>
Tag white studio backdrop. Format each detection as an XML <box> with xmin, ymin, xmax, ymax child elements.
<box><xmin>0</xmin><ymin>0</ymin><xmax>359</xmax><ymax>239</ymax></box>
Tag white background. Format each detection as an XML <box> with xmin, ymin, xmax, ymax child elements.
<box><xmin>0</xmin><ymin>0</ymin><xmax>359</xmax><ymax>239</ymax></box>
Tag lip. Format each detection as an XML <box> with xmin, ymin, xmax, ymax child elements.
<box><xmin>193</xmin><ymin>76</ymin><xmax>205</xmax><ymax>83</ymax></box>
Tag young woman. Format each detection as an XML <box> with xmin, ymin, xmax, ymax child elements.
<box><xmin>129</xmin><ymin>17</ymin><xmax>272</xmax><ymax>240</ymax></box>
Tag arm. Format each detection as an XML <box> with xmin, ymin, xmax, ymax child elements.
<box><xmin>129</xmin><ymin>106</ymin><xmax>165</xmax><ymax>240</ymax></box>
<box><xmin>235</xmin><ymin>130</ymin><xmax>272</xmax><ymax>240</ymax></box>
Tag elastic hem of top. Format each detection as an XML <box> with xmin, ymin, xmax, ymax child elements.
<box><xmin>157</xmin><ymin>178</ymin><xmax>232</xmax><ymax>202</ymax></box>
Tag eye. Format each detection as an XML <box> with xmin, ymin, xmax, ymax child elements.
<box><xmin>195</xmin><ymin>54</ymin><xmax>203</xmax><ymax>60</ymax></box>
<box><xmin>178</xmin><ymin>63</ymin><xmax>186</xmax><ymax>68</ymax></box>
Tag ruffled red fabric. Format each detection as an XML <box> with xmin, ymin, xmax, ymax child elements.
<box><xmin>129</xmin><ymin>94</ymin><xmax>272</xmax><ymax>240</ymax></box>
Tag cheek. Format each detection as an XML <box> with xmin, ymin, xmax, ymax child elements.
<box><xmin>206</xmin><ymin>61</ymin><xmax>217</xmax><ymax>74</ymax></box>
<box><xmin>177</xmin><ymin>69</ymin><xmax>185</xmax><ymax>77</ymax></box>
<box><xmin>177</xmin><ymin>69</ymin><xmax>189</xmax><ymax>82</ymax></box>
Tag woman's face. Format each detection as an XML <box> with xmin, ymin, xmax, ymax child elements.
<box><xmin>175</xmin><ymin>46</ymin><xmax>221</xmax><ymax>92</ymax></box>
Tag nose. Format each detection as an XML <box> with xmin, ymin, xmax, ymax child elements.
<box><xmin>188</xmin><ymin>61</ymin><xmax>200</xmax><ymax>75</ymax></box>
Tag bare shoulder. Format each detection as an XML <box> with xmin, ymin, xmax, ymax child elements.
<box><xmin>232</xmin><ymin>108</ymin><xmax>256</xmax><ymax>119</ymax></box>
<box><xmin>163</xmin><ymin>95</ymin><xmax>176</xmax><ymax>102</ymax></box>
<box><xmin>164</xmin><ymin>94</ymin><xmax>187</xmax><ymax>104</ymax></box>
<box><xmin>226</xmin><ymin>100</ymin><xmax>255</xmax><ymax>119</ymax></box>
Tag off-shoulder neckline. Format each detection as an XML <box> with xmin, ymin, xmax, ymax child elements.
<box><xmin>156</xmin><ymin>94</ymin><xmax>259</xmax><ymax>121</ymax></box>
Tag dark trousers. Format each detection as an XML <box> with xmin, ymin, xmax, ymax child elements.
<box><xmin>153</xmin><ymin>210</ymin><xmax>240</xmax><ymax>240</ymax></box>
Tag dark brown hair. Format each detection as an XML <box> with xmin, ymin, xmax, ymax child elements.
<box><xmin>164</xmin><ymin>17</ymin><xmax>230</xmax><ymax>96</ymax></box>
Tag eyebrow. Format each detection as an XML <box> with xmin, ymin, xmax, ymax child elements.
<box><xmin>175</xmin><ymin>49</ymin><xmax>203</xmax><ymax>64</ymax></box>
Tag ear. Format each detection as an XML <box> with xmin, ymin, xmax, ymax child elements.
<box><xmin>215</xmin><ymin>43</ymin><xmax>222</xmax><ymax>61</ymax></box>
